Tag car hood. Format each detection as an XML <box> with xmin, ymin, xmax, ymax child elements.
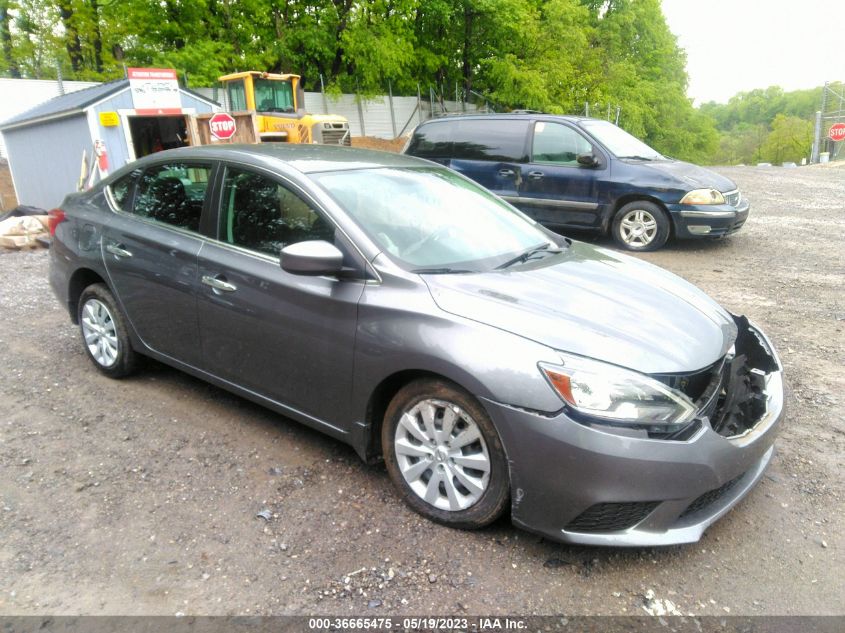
<box><xmin>423</xmin><ymin>241</ymin><xmax>737</xmax><ymax>375</ymax></box>
<box><xmin>632</xmin><ymin>159</ymin><xmax>737</xmax><ymax>193</ymax></box>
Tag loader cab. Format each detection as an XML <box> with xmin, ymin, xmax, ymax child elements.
<box><xmin>218</xmin><ymin>71</ymin><xmax>306</xmax><ymax>115</ymax></box>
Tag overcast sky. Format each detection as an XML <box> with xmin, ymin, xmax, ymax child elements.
<box><xmin>661</xmin><ymin>0</ymin><xmax>844</xmax><ymax>104</ymax></box>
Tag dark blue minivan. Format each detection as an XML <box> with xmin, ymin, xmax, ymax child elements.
<box><xmin>404</xmin><ymin>114</ymin><xmax>749</xmax><ymax>251</ymax></box>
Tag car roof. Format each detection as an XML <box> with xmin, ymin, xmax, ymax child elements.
<box><xmin>418</xmin><ymin>113</ymin><xmax>595</xmax><ymax>125</ymax></box>
<box><xmin>135</xmin><ymin>144</ymin><xmax>426</xmax><ymax>175</ymax></box>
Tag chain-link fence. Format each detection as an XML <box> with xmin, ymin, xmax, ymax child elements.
<box><xmin>811</xmin><ymin>82</ymin><xmax>845</xmax><ymax>163</ymax></box>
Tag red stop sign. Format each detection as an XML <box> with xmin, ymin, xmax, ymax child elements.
<box><xmin>209</xmin><ymin>112</ymin><xmax>237</xmax><ymax>140</ymax></box>
<box><xmin>829</xmin><ymin>123</ymin><xmax>845</xmax><ymax>142</ymax></box>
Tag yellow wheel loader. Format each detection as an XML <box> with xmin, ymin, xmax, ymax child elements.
<box><xmin>218</xmin><ymin>71</ymin><xmax>351</xmax><ymax>145</ymax></box>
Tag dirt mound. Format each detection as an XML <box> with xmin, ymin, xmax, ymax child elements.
<box><xmin>351</xmin><ymin>135</ymin><xmax>408</xmax><ymax>153</ymax></box>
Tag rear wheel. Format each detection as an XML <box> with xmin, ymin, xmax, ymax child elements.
<box><xmin>77</xmin><ymin>284</ymin><xmax>138</xmax><ymax>378</ymax></box>
<box><xmin>611</xmin><ymin>200</ymin><xmax>670</xmax><ymax>251</ymax></box>
<box><xmin>382</xmin><ymin>379</ymin><xmax>510</xmax><ymax>529</ymax></box>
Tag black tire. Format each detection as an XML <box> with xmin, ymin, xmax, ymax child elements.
<box><xmin>77</xmin><ymin>283</ymin><xmax>138</xmax><ymax>378</ymax></box>
<box><xmin>382</xmin><ymin>378</ymin><xmax>510</xmax><ymax>529</ymax></box>
<box><xmin>611</xmin><ymin>200</ymin><xmax>670</xmax><ymax>252</ymax></box>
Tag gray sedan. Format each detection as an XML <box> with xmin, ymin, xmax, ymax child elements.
<box><xmin>48</xmin><ymin>145</ymin><xmax>784</xmax><ymax>546</ymax></box>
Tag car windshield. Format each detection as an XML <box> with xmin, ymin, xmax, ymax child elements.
<box><xmin>580</xmin><ymin>120</ymin><xmax>664</xmax><ymax>160</ymax></box>
<box><xmin>311</xmin><ymin>167</ymin><xmax>556</xmax><ymax>271</ymax></box>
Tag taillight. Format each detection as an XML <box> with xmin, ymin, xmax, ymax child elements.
<box><xmin>47</xmin><ymin>209</ymin><xmax>66</xmax><ymax>236</ymax></box>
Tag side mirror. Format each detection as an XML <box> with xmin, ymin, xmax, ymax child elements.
<box><xmin>577</xmin><ymin>152</ymin><xmax>598</xmax><ymax>167</ymax></box>
<box><xmin>281</xmin><ymin>240</ymin><xmax>344</xmax><ymax>276</ymax></box>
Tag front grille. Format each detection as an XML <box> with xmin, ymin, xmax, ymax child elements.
<box><xmin>654</xmin><ymin>317</ymin><xmax>778</xmax><ymax>440</ymax></box>
<box><xmin>680</xmin><ymin>474</ymin><xmax>743</xmax><ymax>518</ymax></box>
<box><xmin>565</xmin><ymin>501</ymin><xmax>660</xmax><ymax>533</ymax></box>
<box><xmin>321</xmin><ymin>128</ymin><xmax>351</xmax><ymax>146</ymax></box>
<box><xmin>723</xmin><ymin>190</ymin><xmax>740</xmax><ymax>207</ymax></box>
<box><xmin>655</xmin><ymin>361</ymin><xmax>721</xmax><ymax>402</ymax></box>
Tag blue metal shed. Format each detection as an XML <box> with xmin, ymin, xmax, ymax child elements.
<box><xmin>0</xmin><ymin>79</ymin><xmax>217</xmax><ymax>209</ymax></box>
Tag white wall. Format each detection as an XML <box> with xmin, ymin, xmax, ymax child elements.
<box><xmin>190</xmin><ymin>86</ymin><xmax>478</xmax><ymax>138</ymax></box>
<box><xmin>0</xmin><ymin>78</ymin><xmax>100</xmax><ymax>158</ymax></box>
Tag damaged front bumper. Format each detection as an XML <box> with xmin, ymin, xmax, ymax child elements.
<box><xmin>485</xmin><ymin>317</ymin><xmax>784</xmax><ymax>547</ymax></box>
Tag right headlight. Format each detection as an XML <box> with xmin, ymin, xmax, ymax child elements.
<box><xmin>540</xmin><ymin>353</ymin><xmax>697</xmax><ymax>428</ymax></box>
<box><xmin>680</xmin><ymin>188</ymin><xmax>725</xmax><ymax>205</ymax></box>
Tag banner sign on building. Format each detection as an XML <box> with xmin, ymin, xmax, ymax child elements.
<box><xmin>127</xmin><ymin>68</ymin><xmax>181</xmax><ymax>115</ymax></box>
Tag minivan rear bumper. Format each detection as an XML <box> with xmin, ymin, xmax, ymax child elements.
<box><xmin>669</xmin><ymin>198</ymin><xmax>750</xmax><ymax>239</ymax></box>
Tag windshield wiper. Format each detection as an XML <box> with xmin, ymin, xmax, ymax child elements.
<box><xmin>495</xmin><ymin>243</ymin><xmax>561</xmax><ymax>270</ymax></box>
<box><xmin>412</xmin><ymin>267</ymin><xmax>475</xmax><ymax>274</ymax></box>
<box><xmin>618</xmin><ymin>154</ymin><xmax>660</xmax><ymax>161</ymax></box>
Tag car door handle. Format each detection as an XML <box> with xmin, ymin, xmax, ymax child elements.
<box><xmin>497</xmin><ymin>168</ymin><xmax>516</xmax><ymax>178</ymax></box>
<box><xmin>105</xmin><ymin>243</ymin><xmax>133</xmax><ymax>258</ymax></box>
<box><xmin>201</xmin><ymin>275</ymin><xmax>237</xmax><ymax>293</ymax></box>
<box><xmin>526</xmin><ymin>171</ymin><xmax>545</xmax><ymax>180</ymax></box>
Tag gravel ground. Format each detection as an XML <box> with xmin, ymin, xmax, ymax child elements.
<box><xmin>0</xmin><ymin>165</ymin><xmax>842</xmax><ymax>617</ymax></box>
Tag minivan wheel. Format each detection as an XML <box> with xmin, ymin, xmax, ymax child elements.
<box><xmin>382</xmin><ymin>379</ymin><xmax>510</xmax><ymax>529</ymax></box>
<box><xmin>611</xmin><ymin>201</ymin><xmax>670</xmax><ymax>251</ymax></box>
<box><xmin>78</xmin><ymin>283</ymin><xmax>138</xmax><ymax>378</ymax></box>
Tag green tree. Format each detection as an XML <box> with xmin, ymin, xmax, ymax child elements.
<box><xmin>580</xmin><ymin>0</ymin><xmax>716</xmax><ymax>161</ymax></box>
<box><xmin>0</xmin><ymin>0</ymin><xmax>21</xmax><ymax>77</ymax></box>
<box><xmin>761</xmin><ymin>114</ymin><xmax>813</xmax><ymax>164</ymax></box>
<box><xmin>8</xmin><ymin>0</ymin><xmax>63</xmax><ymax>78</ymax></box>
<box><xmin>699</xmin><ymin>83</ymin><xmax>841</xmax><ymax>165</ymax></box>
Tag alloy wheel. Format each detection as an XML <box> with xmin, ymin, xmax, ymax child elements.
<box><xmin>619</xmin><ymin>208</ymin><xmax>658</xmax><ymax>247</ymax></box>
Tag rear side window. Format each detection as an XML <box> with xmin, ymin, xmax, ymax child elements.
<box><xmin>532</xmin><ymin>122</ymin><xmax>593</xmax><ymax>165</ymax></box>
<box><xmin>408</xmin><ymin>119</ymin><xmax>529</xmax><ymax>162</ymax></box>
<box><xmin>407</xmin><ymin>121</ymin><xmax>457</xmax><ymax>158</ymax></box>
<box><xmin>106</xmin><ymin>174</ymin><xmax>135</xmax><ymax>212</ymax></box>
<box><xmin>132</xmin><ymin>163</ymin><xmax>211</xmax><ymax>232</ymax></box>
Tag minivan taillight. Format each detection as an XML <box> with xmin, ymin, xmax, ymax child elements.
<box><xmin>47</xmin><ymin>209</ymin><xmax>66</xmax><ymax>236</ymax></box>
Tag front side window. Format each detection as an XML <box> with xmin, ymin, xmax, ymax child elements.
<box><xmin>227</xmin><ymin>80</ymin><xmax>247</xmax><ymax>111</ymax></box>
<box><xmin>133</xmin><ymin>163</ymin><xmax>211</xmax><ymax>232</ymax></box>
<box><xmin>312</xmin><ymin>167</ymin><xmax>552</xmax><ymax>271</ymax></box>
<box><xmin>532</xmin><ymin>122</ymin><xmax>594</xmax><ymax>165</ymax></box>
<box><xmin>220</xmin><ymin>167</ymin><xmax>334</xmax><ymax>257</ymax></box>
<box><xmin>254</xmin><ymin>79</ymin><xmax>295</xmax><ymax>113</ymax></box>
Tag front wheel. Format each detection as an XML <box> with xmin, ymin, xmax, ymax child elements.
<box><xmin>77</xmin><ymin>283</ymin><xmax>138</xmax><ymax>378</ymax></box>
<box><xmin>611</xmin><ymin>201</ymin><xmax>670</xmax><ymax>251</ymax></box>
<box><xmin>382</xmin><ymin>379</ymin><xmax>510</xmax><ymax>529</ymax></box>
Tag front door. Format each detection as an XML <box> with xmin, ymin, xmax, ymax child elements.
<box><xmin>196</xmin><ymin>166</ymin><xmax>364</xmax><ymax>428</ymax></box>
<box><xmin>102</xmin><ymin>161</ymin><xmax>213</xmax><ymax>367</ymax></box>
<box><xmin>514</xmin><ymin>121</ymin><xmax>604</xmax><ymax>229</ymax></box>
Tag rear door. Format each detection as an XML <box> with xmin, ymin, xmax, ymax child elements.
<box><xmin>196</xmin><ymin>164</ymin><xmax>364</xmax><ymax>428</ymax></box>
<box><xmin>101</xmin><ymin>161</ymin><xmax>213</xmax><ymax>367</ymax></box>
<box><xmin>407</xmin><ymin>118</ymin><xmax>530</xmax><ymax>201</ymax></box>
<box><xmin>516</xmin><ymin>121</ymin><xmax>604</xmax><ymax>229</ymax></box>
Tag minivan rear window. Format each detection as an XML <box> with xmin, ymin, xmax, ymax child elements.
<box><xmin>408</xmin><ymin>119</ymin><xmax>529</xmax><ymax>162</ymax></box>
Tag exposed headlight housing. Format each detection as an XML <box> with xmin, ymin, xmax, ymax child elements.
<box><xmin>540</xmin><ymin>354</ymin><xmax>697</xmax><ymax>428</ymax></box>
<box><xmin>680</xmin><ymin>188</ymin><xmax>725</xmax><ymax>205</ymax></box>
